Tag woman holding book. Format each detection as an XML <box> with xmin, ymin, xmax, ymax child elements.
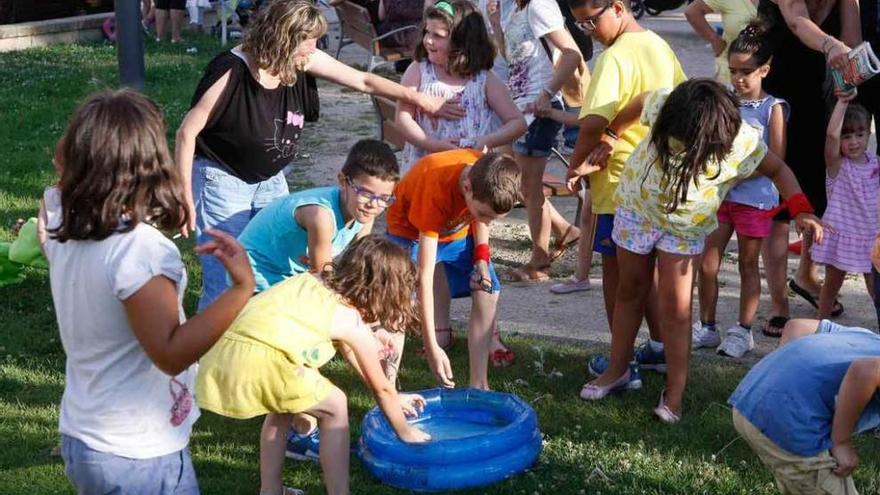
<box><xmin>757</xmin><ymin>0</ymin><xmax>861</xmax><ymax>315</ymax></box>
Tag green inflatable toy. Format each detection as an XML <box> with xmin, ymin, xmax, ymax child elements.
<box><xmin>0</xmin><ymin>217</ymin><xmax>48</xmax><ymax>286</ymax></box>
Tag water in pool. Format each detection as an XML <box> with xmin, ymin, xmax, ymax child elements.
<box><xmin>413</xmin><ymin>413</ymin><xmax>506</xmax><ymax>440</ymax></box>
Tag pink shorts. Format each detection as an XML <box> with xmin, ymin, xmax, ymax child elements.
<box><xmin>716</xmin><ymin>201</ymin><xmax>772</xmax><ymax>238</ymax></box>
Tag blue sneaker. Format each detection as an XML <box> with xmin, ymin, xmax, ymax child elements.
<box><xmin>633</xmin><ymin>342</ymin><xmax>667</xmax><ymax>373</ymax></box>
<box><xmin>285</xmin><ymin>428</ymin><xmax>320</xmax><ymax>462</ymax></box>
<box><xmin>588</xmin><ymin>342</ymin><xmax>666</xmax><ymax>376</ymax></box>
<box><xmin>587</xmin><ymin>355</ymin><xmax>609</xmax><ymax>377</ymax></box>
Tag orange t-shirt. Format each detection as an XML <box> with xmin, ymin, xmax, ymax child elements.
<box><xmin>386</xmin><ymin>149</ymin><xmax>482</xmax><ymax>242</ymax></box>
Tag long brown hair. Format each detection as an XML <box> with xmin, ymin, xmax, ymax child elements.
<box><xmin>242</xmin><ymin>0</ymin><xmax>328</xmax><ymax>86</ymax></box>
<box><xmin>50</xmin><ymin>89</ymin><xmax>188</xmax><ymax>242</ymax></box>
<box><xmin>647</xmin><ymin>79</ymin><xmax>741</xmax><ymax>213</ymax></box>
<box><xmin>323</xmin><ymin>235</ymin><xmax>420</xmax><ymax>333</ymax></box>
<box><xmin>414</xmin><ymin>0</ymin><xmax>496</xmax><ymax>79</ymax></box>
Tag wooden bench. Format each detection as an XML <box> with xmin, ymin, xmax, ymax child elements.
<box><xmin>332</xmin><ymin>0</ymin><xmax>417</xmax><ymax>73</ymax></box>
<box><xmin>371</xmin><ymin>94</ymin><xmax>583</xmax><ymax>225</ymax></box>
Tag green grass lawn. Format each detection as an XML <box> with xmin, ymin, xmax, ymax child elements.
<box><xmin>2</xmin><ymin>37</ymin><xmax>879</xmax><ymax>495</ymax></box>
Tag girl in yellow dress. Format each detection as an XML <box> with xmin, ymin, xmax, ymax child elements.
<box><xmin>197</xmin><ymin>235</ymin><xmax>430</xmax><ymax>495</ymax></box>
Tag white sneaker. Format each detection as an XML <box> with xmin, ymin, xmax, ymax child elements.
<box><xmin>549</xmin><ymin>276</ymin><xmax>592</xmax><ymax>294</ymax></box>
<box><xmin>691</xmin><ymin>321</ymin><xmax>721</xmax><ymax>349</ymax></box>
<box><xmin>717</xmin><ymin>325</ymin><xmax>755</xmax><ymax>358</ymax></box>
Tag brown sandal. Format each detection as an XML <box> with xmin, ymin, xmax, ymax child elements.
<box><xmin>550</xmin><ymin>225</ymin><xmax>580</xmax><ymax>261</ymax></box>
<box><xmin>502</xmin><ymin>265</ymin><xmax>551</xmax><ymax>283</ymax></box>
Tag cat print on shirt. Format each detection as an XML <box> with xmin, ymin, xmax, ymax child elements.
<box><xmin>265</xmin><ymin>111</ymin><xmax>305</xmax><ymax>161</ymax></box>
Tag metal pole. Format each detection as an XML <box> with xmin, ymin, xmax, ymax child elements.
<box><xmin>115</xmin><ymin>0</ymin><xmax>146</xmax><ymax>90</ymax></box>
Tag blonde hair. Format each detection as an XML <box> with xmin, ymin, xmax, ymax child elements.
<box><xmin>242</xmin><ymin>0</ymin><xmax>328</xmax><ymax>86</ymax></box>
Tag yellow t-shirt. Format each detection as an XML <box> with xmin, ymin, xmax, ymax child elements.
<box><xmin>705</xmin><ymin>0</ymin><xmax>757</xmax><ymax>83</ymax></box>
<box><xmin>579</xmin><ymin>30</ymin><xmax>687</xmax><ymax>214</ymax></box>
<box><xmin>196</xmin><ymin>273</ymin><xmax>342</xmax><ymax>418</ymax></box>
<box><xmin>614</xmin><ymin>89</ymin><xmax>768</xmax><ymax>239</ymax></box>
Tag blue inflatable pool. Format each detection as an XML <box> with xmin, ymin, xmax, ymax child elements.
<box><xmin>358</xmin><ymin>388</ymin><xmax>542</xmax><ymax>492</ymax></box>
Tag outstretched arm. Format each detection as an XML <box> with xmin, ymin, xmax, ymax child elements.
<box><xmin>305</xmin><ymin>50</ymin><xmax>447</xmax><ymax>115</ymax></box>
<box><xmin>830</xmin><ymin>358</ymin><xmax>880</xmax><ymax>477</ymax></box>
<box><xmin>825</xmin><ymin>91</ymin><xmax>857</xmax><ymax>178</ymax></box>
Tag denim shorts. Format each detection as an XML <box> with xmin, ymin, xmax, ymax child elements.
<box><xmin>513</xmin><ymin>100</ymin><xmax>564</xmax><ymax>158</ymax></box>
<box><xmin>593</xmin><ymin>214</ymin><xmax>617</xmax><ymax>256</ymax></box>
<box><xmin>386</xmin><ymin>233</ymin><xmax>501</xmax><ymax>299</ymax></box>
<box><xmin>561</xmin><ymin>105</ymin><xmax>581</xmax><ymax>154</ymax></box>
<box><xmin>192</xmin><ymin>156</ymin><xmax>289</xmax><ymax>311</ymax></box>
<box><xmin>61</xmin><ymin>435</ymin><xmax>199</xmax><ymax>495</ymax></box>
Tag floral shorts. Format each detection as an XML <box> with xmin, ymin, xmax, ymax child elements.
<box><xmin>611</xmin><ymin>207</ymin><xmax>705</xmax><ymax>256</ymax></box>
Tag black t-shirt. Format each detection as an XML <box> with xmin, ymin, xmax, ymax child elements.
<box><xmin>191</xmin><ymin>50</ymin><xmax>305</xmax><ymax>183</ymax></box>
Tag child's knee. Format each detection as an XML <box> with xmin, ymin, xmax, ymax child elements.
<box><xmin>320</xmin><ymin>387</ymin><xmax>349</xmax><ymax>420</ymax></box>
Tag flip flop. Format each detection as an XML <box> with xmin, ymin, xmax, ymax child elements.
<box><xmin>761</xmin><ymin>316</ymin><xmax>788</xmax><ymax>338</ymax></box>
<box><xmin>490</xmin><ymin>328</ymin><xmax>515</xmax><ymax>367</ymax></box>
<box><xmin>788</xmin><ymin>280</ymin><xmax>844</xmax><ymax>317</ymax></box>
<box><xmin>502</xmin><ymin>265</ymin><xmax>551</xmax><ymax>283</ymax></box>
<box><xmin>550</xmin><ymin>225</ymin><xmax>580</xmax><ymax>262</ymax></box>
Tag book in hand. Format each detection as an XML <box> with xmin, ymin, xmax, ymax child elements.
<box><xmin>831</xmin><ymin>41</ymin><xmax>880</xmax><ymax>92</ymax></box>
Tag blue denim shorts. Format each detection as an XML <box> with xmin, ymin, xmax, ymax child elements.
<box><xmin>561</xmin><ymin>105</ymin><xmax>581</xmax><ymax>153</ymax></box>
<box><xmin>513</xmin><ymin>100</ymin><xmax>564</xmax><ymax>158</ymax></box>
<box><xmin>386</xmin><ymin>233</ymin><xmax>501</xmax><ymax>298</ymax></box>
<box><xmin>593</xmin><ymin>214</ymin><xmax>617</xmax><ymax>256</ymax></box>
<box><xmin>61</xmin><ymin>434</ymin><xmax>199</xmax><ymax>495</ymax></box>
<box><xmin>191</xmin><ymin>156</ymin><xmax>288</xmax><ymax>311</ymax></box>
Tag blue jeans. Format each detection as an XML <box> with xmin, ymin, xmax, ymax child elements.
<box><xmin>61</xmin><ymin>435</ymin><xmax>198</xmax><ymax>495</ymax></box>
<box><xmin>192</xmin><ymin>157</ymin><xmax>288</xmax><ymax>311</ymax></box>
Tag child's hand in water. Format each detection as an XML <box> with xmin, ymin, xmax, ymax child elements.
<box><xmin>399</xmin><ymin>424</ymin><xmax>432</xmax><ymax>443</ymax></box>
<box><xmin>794</xmin><ymin>214</ymin><xmax>824</xmax><ymax>245</ymax></box>
<box><xmin>398</xmin><ymin>393</ymin><xmax>427</xmax><ymax>417</ymax></box>
<box><xmin>195</xmin><ymin>229</ymin><xmax>255</xmax><ymax>291</ymax></box>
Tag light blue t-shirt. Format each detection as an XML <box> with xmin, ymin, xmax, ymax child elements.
<box><xmin>725</xmin><ymin>95</ymin><xmax>789</xmax><ymax>209</ymax></box>
<box><xmin>238</xmin><ymin>186</ymin><xmax>363</xmax><ymax>291</ymax></box>
<box><xmin>729</xmin><ymin>320</ymin><xmax>880</xmax><ymax>456</ymax></box>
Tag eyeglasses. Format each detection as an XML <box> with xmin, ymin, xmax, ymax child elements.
<box><xmin>728</xmin><ymin>66</ymin><xmax>760</xmax><ymax>77</ymax></box>
<box><xmin>346</xmin><ymin>176</ymin><xmax>396</xmax><ymax>207</ymax></box>
<box><xmin>576</xmin><ymin>3</ymin><xmax>611</xmax><ymax>31</ymax></box>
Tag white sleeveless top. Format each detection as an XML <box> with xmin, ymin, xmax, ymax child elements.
<box><xmin>403</xmin><ymin>62</ymin><xmax>499</xmax><ymax>170</ymax></box>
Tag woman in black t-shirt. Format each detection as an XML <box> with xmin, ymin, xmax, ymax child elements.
<box><xmin>176</xmin><ymin>0</ymin><xmax>449</xmax><ymax>311</ymax></box>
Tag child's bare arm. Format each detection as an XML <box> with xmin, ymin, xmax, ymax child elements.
<box><xmin>825</xmin><ymin>93</ymin><xmax>854</xmax><ymax>178</ymax></box>
<box><xmin>333</xmin><ymin>309</ymin><xmax>430</xmax><ymax>443</ymax></box>
<box><xmin>757</xmin><ymin>151</ymin><xmax>825</xmax><ymax>243</ymax></box>
<box><xmin>830</xmin><ymin>357</ymin><xmax>880</xmax><ymax>476</ymax></box>
<box><xmin>767</xmin><ymin>103</ymin><xmax>788</xmax><ymax>159</ymax></box>
<box><xmin>568</xmin><ymin>115</ymin><xmax>609</xmax><ymax>182</ymax></box>
<box><xmin>417</xmin><ymin>234</ymin><xmax>455</xmax><ymax>387</ymax></box>
<box><xmin>535</xmin><ymin>106</ymin><xmax>580</xmax><ymax>127</ymax></box>
<box><xmin>480</xmin><ymin>73</ymin><xmax>528</xmax><ymax>150</ymax></box>
<box><xmin>295</xmin><ymin>205</ymin><xmax>335</xmax><ymax>273</ymax></box>
<box><xmin>124</xmin><ymin>230</ymin><xmax>254</xmax><ymax>376</ymax></box>
<box><xmin>395</xmin><ymin>63</ymin><xmax>458</xmax><ymax>153</ymax></box>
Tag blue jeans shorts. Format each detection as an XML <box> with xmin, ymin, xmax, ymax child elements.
<box><xmin>61</xmin><ymin>434</ymin><xmax>199</xmax><ymax>495</ymax></box>
<box><xmin>593</xmin><ymin>214</ymin><xmax>617</xmax><ymax>256</ymax></box>
<box><xmin>192</xmin><ymin>156</ymin><xmax>289</xmax><ymax>311</ymax></box>
<box><xmin>561</xmin><ymin>105</ymin><xmax>581</xmax><ymax>154</ymax></box>
<box><xmin>386</xmin><ymin>233</ymin><xmax>501</xmax><ymax>298</ymax></box>
<box><xmin>513</xmin><ymin>100</ymin><xmax>564</xmax><ymax>158</ymax></box>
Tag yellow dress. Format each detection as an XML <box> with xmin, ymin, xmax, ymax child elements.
<box><xmin>196</xmin><ymin>273</ymin><xmax>340</xmax><ymax>418</ymax></box>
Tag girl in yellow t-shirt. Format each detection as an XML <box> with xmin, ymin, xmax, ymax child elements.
<box><xmin>579</xmin><ymin>79</ymin><xmax>824</xmax><ymax>423</ymax></box>
<box><xmin>196</xmin><ymin>235</ymin><xmax>430</xmax><ymax>495</ymax></box>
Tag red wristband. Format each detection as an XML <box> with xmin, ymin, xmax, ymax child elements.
<box><xmin>786</xmin><ymin>192</ymin><xmax>815</xmax><ymax>218</ymax></box>
<box><xmin>473</xmin><ymin>243</ymin><xmax>490</xmax><ymax>263</ymax></box>
<box><xmin>763</xmin><ymin>192</ymin><xmax>815</xmax><ymax>219</ymax></box>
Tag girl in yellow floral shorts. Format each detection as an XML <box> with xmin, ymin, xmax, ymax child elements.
<box><xmin>196</xmin><ymin>236</ymin><xmax>430</xmax><ymax>495</ymax></box>
<box><xmin>579</xmin><ymin>79</ymin><xmax>824</xmax><ymax>423</ymax></box>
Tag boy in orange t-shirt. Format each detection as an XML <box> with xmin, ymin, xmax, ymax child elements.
<box><xmin>387</xmin><ymin>150</ymin><xmax>521</xmax><ymax>389</ymax></box>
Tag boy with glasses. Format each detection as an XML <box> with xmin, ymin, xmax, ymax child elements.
<box><xmin>565</xmin><ymin>0</ymin><xmax>686</xmax><ymax>385</ymax></box>
<box><xmin>238</xmin><ymin>139</ymin><xmax>401</xmax><ymax>463</ymax></box>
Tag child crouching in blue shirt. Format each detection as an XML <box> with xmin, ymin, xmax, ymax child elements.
<box><xmin>729</xmin><ymin>319</ymin><xmax>880</xmax><ymax>494</ymax></box>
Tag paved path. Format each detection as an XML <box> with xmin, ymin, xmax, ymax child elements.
<box><xmin>312</xmin><ymin>6</ymin><xmax>879</xmax><ymax>365</ymax></box>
